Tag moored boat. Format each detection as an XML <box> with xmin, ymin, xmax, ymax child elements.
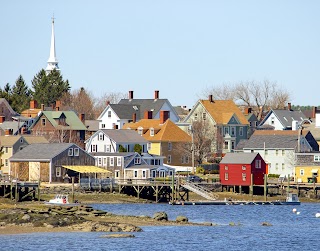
<box><xmin>44</xmin><ymin>194</ymin><xmax>80</xmax><ymax>206</ymax></box>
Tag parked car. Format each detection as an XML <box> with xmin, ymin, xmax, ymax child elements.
<box><xmin>186</xmin><ymin>175</ymin><xmax>202</xmax><ymax>182</ymax></box>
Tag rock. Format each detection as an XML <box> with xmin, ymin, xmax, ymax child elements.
<box><xmin>22</xmin><ymin>214</ymin><xmax>31</xmax><ymax>221</ymax></box>
<box><xmin>153</xmin><ymin>212</ymin><xmax>168</xmax><ymax>221</ymax></box>
<box><xmin>176</xmin><ymin>215</ymin><xmax>188</xmax><ymax>223</ymax></box>
<box><xmin>261</xmin><ymin>222</ymin><xmax>272</xmax><ymax>226</ymax></box>
<box><xmin>202</xmin><ymin>222</ymin><xmax>213</xmax><ymax>226</ymax></box>
<box><xmin>100</xmin><ymin>234</ymin><xmax>135</xmax><ymax>238</ymax></box>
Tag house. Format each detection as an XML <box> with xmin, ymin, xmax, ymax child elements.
<box><xmin>123</xmin><ymin>112</ymin><xmax>192</xmax><ymax>168</ymax></box>
<box><xmin>84</xmin><ymin>119</ymin><xmax>99</xmax><ymax>140</ymax></box>
<box><xmin>90</xmin><ymin>151</ymin><xmax>172</xmax><ymax>180</ymax></box>
<box><xmin>29</xmin><ymin>110</ymin><xmax>87</xmax><ymax>147</ymax></box>
<box><xmin>0</xmin><ymin>116</ymin><xmax>28</xmax><ymax>136</ymax></box>
<box><xmin>219</xmin><ymin>152</ymin><xmax>267</xmax><ymax>186</ymax></box>
<box><xmin>97</xmin><ymin>90</ymin><xmax>180</xmax><ymax>130</ymax></box>
<box><xmin>85</xmin><ymin>129</ymin><xmax>148</xmax><ymax>154</ymax></box>
<box><xmin>243</xmin><ymin>107</ymin><xmax>259</xmax><ymax>137</ymax></box>
<box><xmin>0</xmin><ymin>135</ymin><xmax>48</xmax><ymax>175</ymax></box>
<box><xmin>302</xmin><ymin>107</ymin><xmax>320</xmax><ymax>146</ymax></box>
<box><xmin>295</xmin><ymin>152</ymin><xmax>320</xmax><ymax>183</ymax></box>
<box><xmin>182</xmin><ymin>96</ymin><xmax>249</xmax><ymax>153</ymax></box>
<box><xmin>235</xmin><ymin>130</ymin><xmax>318</xmax><ymax>178</ymax></box>
<box><xmin>0</xmin><ymin>98</ymin><xmax>18</xmax><ymax>121</ymax></box>
<box><xmin>258</xmin><ymin>103</ymin><xmax>309</xmax><ymax>130</ymax></box>
<box><xmin>20</xmin><ymin>100</ymin><xmax>43</xmax><ymax>119</ymax></box>
<box><xmin>9</xmin><ymin>143</ymin><xmax>103</xmax><ymax>183</ymax></box>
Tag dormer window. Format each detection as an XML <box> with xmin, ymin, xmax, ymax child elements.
<box><xmin>138</xmin><ymin>127</ymin><xmax>143</xmax><ymax>135</ymax></box>
<box><xmin>68</xmin><ymin>148</ymin><xmax>74</xmax><ymax>156</ymax></box>
<box><xmin>134</xmin><ymin>157</ymin><xmax>141</xmax><ymax>164</ymax></box>
<box><xmin>150</xmin><ymin>128</ymin><xmax>154</xmax><ymax>136</ymax></box>
<box><xmin>74</xmin><ymin>148</ymin><xmax>79</xmax><ymax>156</ymax></box>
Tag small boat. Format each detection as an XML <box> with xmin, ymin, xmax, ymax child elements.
<box><xmin>272</xmin><ymin>193</ymin><xmax>301</xmax><ymax>205</ymax></box>
<box><xmin>44</xmin><ymin>194</ymin><xmax>80</xmax><ymax>206</ymax></box>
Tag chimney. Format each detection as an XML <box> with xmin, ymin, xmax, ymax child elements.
<box><xmin>21</xmin><ymin>127</ymin><xmax>26</xmax><ymax>134</ymax></box>
<box><xmin>56</xmin><ymin>106</ymin><xmax>60</xmax><ymax>111</ymax></box>
<box><xmin>30</xmin><ymin>100</ymin><xmax>38</xmax><ymax>109</ymax></box>
<box><xmin>154</xmin><ymin>90</ymin><xmax>159</xmax><ymax>100</ymax></box>
<box><xmin>79</xmin><ymin>113</ymin><xmax>85</xmax><ymax>122</ymax></box>
<box><xmin>144</xmin><ymin>110</ymin><xmax>153</xmax><ymax>119</ymax></box>
<box><xmin>5</xmin><ymin>129</ymin><xmax>12</xmax><ymax>136</ymax></box>
<box><xmin>312</xmin><ymin>106</ymin><xmax>317</xmax><ymax>119</ymax></box>
<box><xmin>288</xmin><ymin>102</ymin><xmax>292</xmax><ymax>111</ymax></box>
<box><xmin>245</xmin><ymin>107</ymin><xmax>252</xmax><ymax>114</ymax></box>
<box><xmin>160</xmin><ymin>111</ymin><xmax>170</xmax><ymax>124</ymax></box>
<box><xmin>129</xmin><ymin>91</ymin><xmax>134</xmax><ymax>100</ymax></box>
<box><xmin>41</xmin><ymin>104</ymin><xmax>45</xmax><ymax>111</ymax></box>
<box><xmin>132</xmin><ymin>113</ymin><xmax>136</xmax><ymax>123</ymax></box>
<box><xmin>56</xmin><ymin>100</ymin><xmax>61</xmax><ymax>109</ymax></box>
<box><xmin>209</xmin><ymin>95</ymin><xmax>213</xmax><ymax>103</ymax></box>
<box><xmin>0</xmin><ymin>116</ymin><xmax>5</xmax><ymax>123</ymax></box>
<box><xmin>106</xmin><ymin>100</ymin><xmax>110</xmax><ymax>106</ymax></box>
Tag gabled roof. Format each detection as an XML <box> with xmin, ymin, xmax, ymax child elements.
<box><xmin>123</xmin><ymin>119</ymin><xmax>191</xmax><ymax>142</ymax></box>
<box><xmin>187</xmin><ymin>100</ymin><xmax>249</xmax><ymax>125</ymax></box>
<box><xmin>30</xmin><ymin>111</ymin><xmax>87</xmax><ymax>130</ymax></box>
<box><xmin>259</xmin><ymin>109</ymin><xmax>308</xmax><ymax>129</ymax></box>
<box><xmin>0</xmin><ymin>136</ymin><xmax>22</xmax><ymax>146</ymax></box>
<box><xmin>220</xmin><ymin>152</ymin><xmax>260</xmax><ymax>164</ymax></box>
<box><xmin>110</xmin><ymin>104</ymin><xmax>141</xmax><ymax>120</ymax></box>
<box><xmin>0</xmin><ymin>98</ymin><xmax>16</xmax><ymax>115</ymax></box>
<box><xmin>22</xmin><ymin>135</ymin><xmax>49</xmax><ymax>144</ymax></box>
<box><xmin>10</xmin><ymin>143</ymin><xmax>74</xmax><ymax>161</ymax></box>
<box><xmin>0</xmin><ymin>121</ymin><xmax>26</xmax><ymax>135</ymax></box>
<box><xmin>85</xmin><ymin>120</ymin><xmax>99</xmax><ymax>132</ymax></box>
<box><xmin>101</xmin><ymin>129</ymin><xmax>148</xmax><ymax>144</ymax></box>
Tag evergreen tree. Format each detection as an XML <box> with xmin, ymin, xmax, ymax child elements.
<box><xmin>134</xmin><ymin>144</ymin><xmax>142</xmax><ymax>154</ymax></box>
<box><xmin>0</xmin><ymin>83</ymin><xmax>12</xmax><ymax>103</ymax></box>
<box><xmin>11</xmin><ymin>75</ymin><xmax>31</xmax><ymax>113</ymax></box>
<box><xmin>119</xmin><ymin>145</ymin><xmax>127</xmax><ymax>152</ymax></box>
<box><xmin>32</xmin><ymin>69</ymin><xmax>70</xmax><ymax>107</ymax></box>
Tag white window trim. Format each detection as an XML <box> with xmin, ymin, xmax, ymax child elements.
<box><xmin>117</xmin><ymin>157</ymin><xmax>121</xmax><ymax>166</ymax></box>
<box><xmin>56</xmin><ymin>166</ymin><xmax>61</xmax><ymax>177</ymax></box>
<box><xmin>74</xmin><ymin>148</ymin><xmax>79</xmax><ymax>156</ymax></box>
<box><xmin>68</xmin><ymin>148</ymin><xmax>73</xmax><ymax>156</ymax></box>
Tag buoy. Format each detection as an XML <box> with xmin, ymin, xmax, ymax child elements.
<box><xmin>296</xmin><ymin>212</ymin><xmax>300</xmax><ymax>215</ymax></box>
<box><xmin>292</xmin><ymin>208</ymin><xmax>297</xmax><ymax>213</ymax></box>
<box><xmin>315</xmin><ymin>213</ymin><xmax>320</xmax><ymax>218</ymax></box>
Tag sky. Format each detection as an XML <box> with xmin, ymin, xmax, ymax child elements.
<box><xmin>1</xmin><ymin>0</ymin><xmax>320</xmax><ymax>108</ymax></box>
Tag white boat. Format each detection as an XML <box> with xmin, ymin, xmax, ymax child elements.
<box><xmin>44</xmin><ymin>194</ymin><xmax>80</xmax><ymax>206</ymax></box>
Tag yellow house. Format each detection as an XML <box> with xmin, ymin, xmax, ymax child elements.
<box><xmin>295</xmin><ymin>153</ymin><xmax>320</xmax><ymax>183</ymax></box>
<box><xmin>123</xmin><ymin>111</ymin><xmax>191</xmax><ymax>167</ymax></box>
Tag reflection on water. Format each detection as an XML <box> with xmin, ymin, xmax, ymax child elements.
<box><xmin>0</xmin><ymin>203</ymin><xmax>319</xmax><ymax>251</ymax></box>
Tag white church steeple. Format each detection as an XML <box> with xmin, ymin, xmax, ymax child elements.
<box><xmin>46</xmin><ymin>16</ymin><xmax>60</xmax><ymax>74</ymax></box>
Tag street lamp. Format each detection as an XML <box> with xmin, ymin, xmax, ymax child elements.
<box><xmin>188</xmin><ymin>125</ymin><xmax>195</xmax><ymax>174</ymax></box>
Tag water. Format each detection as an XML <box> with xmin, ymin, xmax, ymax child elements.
<box><xmin>0</xmin><ymin>203</ymin><xmax>319</xmax><ymax>251</ymax></box>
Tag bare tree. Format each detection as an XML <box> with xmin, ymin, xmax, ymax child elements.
<box><xmin>202</xmin><ymin>80</ymin><xmax>291</xmax><ymax>120</ymax></box>
<box><xmin>94</xmin><ymin>91</ymin><xmax>127</xmax><ymax>117</ymax></box>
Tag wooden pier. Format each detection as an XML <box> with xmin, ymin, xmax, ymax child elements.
<box><xmin>0</xmin><ymin>181</ymin><xmax>39</xmax><ymax>202</ymax></box>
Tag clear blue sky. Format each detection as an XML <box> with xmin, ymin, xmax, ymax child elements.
<box><xmin>1</xmin><ymin>0</ymin><xmax>320</xmax><ymax>108</ymax></box>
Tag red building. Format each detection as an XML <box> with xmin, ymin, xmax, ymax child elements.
<box><xmin>219</xmin><ymin>152</ymin><xmax>267</xmax><ymax>186</ymax></box>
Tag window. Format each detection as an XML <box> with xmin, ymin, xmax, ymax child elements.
<box><xmin>202</xmin><ymin>113</ymin><xmax>206</xmax><ymax>120</ymax></box>
<box><xmin>282</xmin><ymin>150</ymin><xmax>285</xmax><ymax>156</ymax></box>
<box><xmin>276</xmin><ymin>150</ymin><xmax>279</xmax><ymax>156</ymax></box>
<box><xmin>110</xmin><ymin>157</ymin><xmax>114</xmax><ymax>166</ymax></box>
<box><xmin>98</xmin><ymin>158</ymin><xmax>102</xmax><ymax>166</ymax></box>
<box><xmin>115</xmin><ymin>171</ymin><xmax>119</xmax><ymax>178</ymax></box>
<box><xmin>225</xmin><ymin>173</ymin><xmax>229</xmax><ymax>180</ymax></box>
<box><xmin>91</xmin><ymin>145</ymin><xmax>97</xmax><ymax>152</ymax></box>
<box><xmin>225</xmin><ymin>166</ymin><xmax>228</xmax><ymax>170</ymax></box>
<box><xmin>56</xmin><ymin>166</ymin><xmax>61</xmax><ymax>177</ymax></box>
<box><xmin>68</xmin><ymin>148</ymin><xmax>73</xmax><ymax>156</ymax></box>
<box><xmin>152</xmin><ymin>170</ymin><xmax>156</xmax><ymax>177</ymax></box>
<box><xmin>5</xmin><ymin>159</ymin><xmax>8</xmax><ymax>167</ymax></box>
<box><xmin>242</xmin><ymin>166</ymin><xmax>246</xmax><ymax>170</ymax></box>
<box><xmin>41</xmin><ymin>118</ymin><xmax>46</xmax><ymax>126</ymax></box>
<box><xmin>108</xmin><ymin>111</ymin><xmax>111</xmax><ymax>118</ymax></box>
<box><xmin>117</xmin><ymin>157</ymin><xmax>121</xmax><ymax>166</ymax></box>
<box><xmin>74</xmin><ymin>148</ymin><xmax>79</xmax><ymax>156</ymax></box>
<box><xmin>101</xmin><ymin>124</ymin><xmax>106</xmax><ymax>128</ymax></box>
<box><xmin>134</xmin><ymin>171</ymin><xmax>138</xmax><ymax>178</ymax></box>
<box><xmin>147</xmin><ymin>143</ymin><xmax>151</xmax><ymax>151</ymax></box>
<box><xmin>224</xmin><ymin>141</ymin><xmax>229</xmax><ymax>150</ymax></box>
<box><xmin>224</xmin><ymin>127</ymin><xmax>229</xmax><ymax>135</ymax></box>
<box><xmin>167</xmin><ymin>155</ymin><xmax>172</xmax><ymax>164</ymax></box>
<box><xmin>231</xmin><ymin>127</ymin><xmax>235</xmax><ymax>136</ymax></box>
<box><xmin>271</xmin><ymin>117</ymin><xmax>275</xmax><ymax>125</ymax></box>
<box><xmin>142</xmin><ymin>170</ymin><xmax>146</xmax><ymax>178</ymax></box>
<box><xmin>239</xmin><ymin>127</ymin><xmax>243</xmax><ymax>136</ymax></box>
<box><xmin>265</xmin><ymin>150</ymin><xmax>268</xmax><ymax>155</ymax></box>
<box><xmin>314</xmin><ymin>156</ymin><xmax>320</xmax><ymax>162</ymax></box>
<box><xmin>255</xmin><ymin>160</ymin><xmax>261</xmax><ymax>169</ymax></box>
<box><xmin>5</xmin><ymin>147</ymin><xmax>8</xmax><ymax>153</ymax></box>
<box><xmin>134</xmin><ymin>157</ymin><xmax>141</xmax><ymax>164</ymax></box>
<box><xmin>105</xmin><ymin>145</ymin><xmax>111</xmax><ymax>152</ymax></box>
<box><xmin>99</xmin><ymin>134</ymin><xmax>104</xmax><ymax>141</ymax></box>
<box><xmin>138</xmin><ymin>127</ymin><xmax>143</xmax><ymax>135</ymax></box>
<box><xmin>231</xmin><ymin>141</ymin><xmax>235</xmax><ymax>150</ymax></box>
<box><xmin>276</xmin><ymin>163</ymin><xmax>279</xmax><ymax>170</ymax></box>
<box><xmin>194</xmin><ymin>113</ymin><xmax>198</xmax><ymax>121</ymax></box>
<box><xmin>103</xmin><ymin>158</ymin><xmax>107</xmax><ymax>166</ymax></box>
<box><xmin>150</xmin><ymin>128</ymin><xmax>154</xmax><ymax>136</ymax></box>
<box><xmin>242</xmin><ymin>173</ymin><xmax>246</xmax><ymax>181</ymax></box>
<box><xmin>20</xmin><ymin>138</ymin><xmax>23</xmax><ymax>143</ymax></box>
<box><xmin>300</xmin><ymin>169</ymin><xmax>304</xmax><ymax>176</ymax></box>
<box><xmin>168</xmin><ymin>142</ymin><xmax>172</xmax><ymax>151</ymax></box>
<box><xmin>282</xmin><ymin>163</ymin><xmax>285</xmax><ymax>170</ymax></box>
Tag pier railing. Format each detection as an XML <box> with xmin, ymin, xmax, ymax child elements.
<box><xmin>181</xmin><ymin>181</ymin><xmax>219</xmax><ymax>200</ymax></box>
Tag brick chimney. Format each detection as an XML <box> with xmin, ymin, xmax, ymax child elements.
<box><xmin>288</xmin><ymin>102</ymin><xmax>292</xmax><ymax>111</ymax></box>
<box><xmin>132</xmin><ymin>113</ymin><xmax>136</xmax><ymax>123</ymax></box>
<box><xmin>30</xmin><ymin>100</ymin><xmax>38</xmax><ymax>109</ymax></box>
<box><xmin>5</xmin><ymin>129</ymin><xmax>12</xmax><ymax>136</ymax></box>
<box><xmin>144</xmin><ymin>110</ymin><xmax>153</xmax><ymax>119</ymax></box>
<box><xmin>106</xmin><ymin>100</ymin><xmax>110</xmax><ymax>106</ymax></box>
<box><xmin>41</xmin><ymin>104</ymin><xmax>45</xmax><ymax>111</ymax></box>
<box><xmin>0</xmin><ymin>116</ymin><xmax>5</xmax><ymax>123</ymax></box>
<box><xmin>160</xmin><ymin>111</ymin><xmax>170</xmax><ymax>124</ymax></box>
<box><xmin>154</xmin><ymin>90</ymin><xmax>159</xmax><ymax>100</ymax></box>
<box><xmin>245</xmin><ymin>107</ymin><xmax>252</xmax><ymax>115</ymax></box>
<box><xmin>312</xmin><ymin>106</ymin><xmax>317</xmax><ymax>118</ymax></box>
<box><xmin>209</xmin><ymin>95</ymin><xmax>214</xmax><ymax>103</ymax></box>
<box><xmin>55</xmin><ymin>100</ymin><xmax>62</xmax><ymax>109</ymax></box>
<box><xmin>56</xmin><ymin>106</ymin><xmax>60</xmax><ymax>111</ymax></box>
<box><xmin>129</xmin><ymin>91</ymin><xmax>134</xmax><ymax>100</ymax></box>
<box><xmin>79</xmin><ymin>113</ymin><xmax>85</xmax><ymax>122</ymax></box>
<box><xmin>21</xmin><ymin>127</ymin><xmax>26</xmax><ymax>134</ymax></box>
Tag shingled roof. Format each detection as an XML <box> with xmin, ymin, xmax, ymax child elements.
<box><xmin>101</xmin><ymin>129</ymin><xmax>147</xmax><ymax>143</ymax></box>
<box><xmin>220</xmin><ymin>152</ymin><xmax>260</xmax><ymax>164</ymax></box>
<box><xmin>109</xmin><ymin>104</ymin><xmax>141</xmax><ymax>120</ymax></box>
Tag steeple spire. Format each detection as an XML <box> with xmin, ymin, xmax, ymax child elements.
<box><xmin>46</xmin><ymin>15</ymin><xmax>59</xmax><ymax>74</ymax></box>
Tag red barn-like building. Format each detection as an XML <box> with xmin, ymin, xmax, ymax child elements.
<box><xmin>219</xmin><ymin>152</ymin><xmax>267</xmax><ymax>186</ymax></box>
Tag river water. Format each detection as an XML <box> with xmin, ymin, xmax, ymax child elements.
<box><xmin>0</xmin><ymin>203</ymin><xmax>319</xmax><ymax>251</ymax></box>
